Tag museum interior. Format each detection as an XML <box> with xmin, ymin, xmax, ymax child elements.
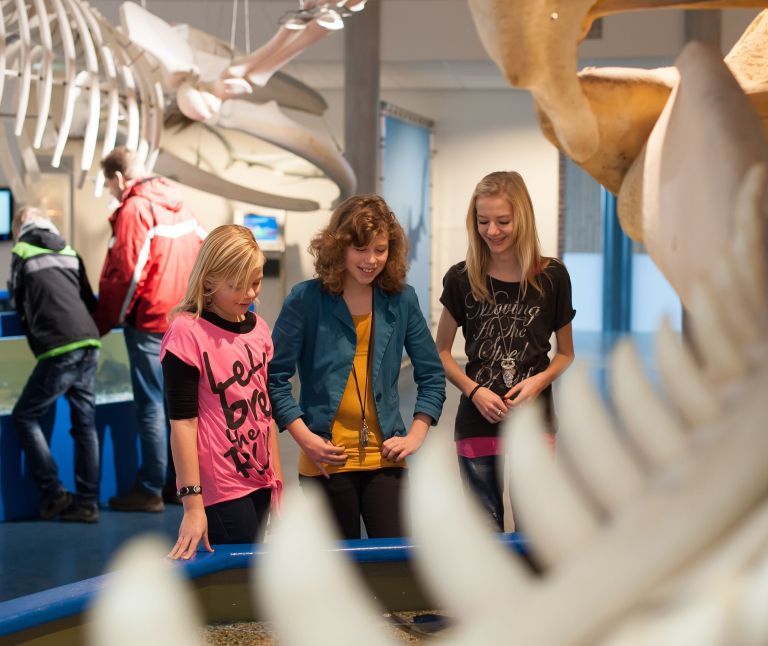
<box><xmin>0</xmin><ymin>1</ymin><xmax>766</xmax><ymax>644</ymax></box>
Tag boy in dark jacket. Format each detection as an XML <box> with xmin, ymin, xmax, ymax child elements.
<box><xmin>8</xmin><ymin>207</ymin><xmax>101</xmax><ymax>522</ymax></box>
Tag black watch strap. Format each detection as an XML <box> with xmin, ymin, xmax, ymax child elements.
<box><xmin>177</xmin><ymin>484</ymin><xmax>202</xmax><ymax>498</ymax></box>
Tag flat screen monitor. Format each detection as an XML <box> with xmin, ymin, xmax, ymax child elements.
<box><xmin>0</xmin><ymin>188</ymin><xmax>12</xmax><ymax>241</ymax></box>
<box><xmin>241</xmin><ymin>213</ymin><xmax>283</xmax><ymax>252</ymax></box>
<box><xmin>243</xmin><ymin>213</ymin><xmax>278</xmax><ymax>242</ymax></box>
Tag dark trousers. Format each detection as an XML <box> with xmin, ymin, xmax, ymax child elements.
<box><xmin>300</xmin><ymin>468</ymin><xmax>406</xmax><ymax>540</ymax></box>
<box><xmin>205</xmin><ymin>488</ymin><xmax>272</xmax><ymax>544</ymax></box>
<box><xmin>12</xmin><ymin>348</ymin><xmax>100</xmax><ymax>505</ymax></box>
<box><xmin>458</xmin><ymin>454</ymin><xmax>504</xmax><ymax>532</ymax></box>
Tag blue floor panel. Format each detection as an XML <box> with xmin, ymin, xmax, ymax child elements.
<box><xmin>0</xmin><ymin>506</ymin><xmax>184</xmax><ymax>602</ymax></box>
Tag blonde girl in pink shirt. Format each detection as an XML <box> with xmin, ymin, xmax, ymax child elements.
<box><xmin>161</xmin><ymin>225</ymin><xmax>282</xmax><ymax>559</ymax></box>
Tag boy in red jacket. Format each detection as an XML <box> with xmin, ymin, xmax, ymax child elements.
<box><xmin>96</xmin><ymin>146</ymin><xmax>205</xmax><ymax>512</ymax></box>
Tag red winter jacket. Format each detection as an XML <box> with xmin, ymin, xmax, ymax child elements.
<box><xmin>95</xmin><ymin>176</ymin><xmax>206</xmax><ymax>336</ymax></box>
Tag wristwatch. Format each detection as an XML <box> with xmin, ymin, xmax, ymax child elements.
<box><xmin>176</xmin><ymin>484</ymin><xmax>202</xmax><ymax>498</ymax></box>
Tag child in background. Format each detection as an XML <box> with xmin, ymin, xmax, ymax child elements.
<box><xmin>161</xmin><ymin>225</ymin><xmax>282</xmax><ymax>559</ymax></box>
<box><xmin>9</xmin><ymin>206</ymin><xmax>101</xmax><ymax>523</ymax></box>
<box><xmin>269</xmin><ymin>195</ymin><xmax>445</xmax><ymax>540</ymax></box>
<box><xmin>436</xmin><ymin>171</ymin><xmax>575</xmax><ymax>532</ymax></box>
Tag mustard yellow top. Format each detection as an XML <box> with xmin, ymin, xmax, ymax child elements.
<box><xmin>298</xmin><ymin>313</ymin><xmax>404</xmax><ymax>476</ymax></box>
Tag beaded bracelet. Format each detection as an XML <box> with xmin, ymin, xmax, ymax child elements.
<box><xmin>468</xmin><ymin>384</ymin><xmax>482</xmax><ymax>401</ymax></box>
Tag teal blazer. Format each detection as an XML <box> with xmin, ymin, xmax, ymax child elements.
<box><xmin>268</xmin><ymin>279</ymin><xmax>445</xmax><ymax>440</ymax></box>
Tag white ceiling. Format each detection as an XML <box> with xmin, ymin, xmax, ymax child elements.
<box><xmin>89</xmin><ymin>2</ymin><xmax>761</xmax><ymax>91</ymax></box>
<box><xmin>285</xmin><ymin>60</ymin><xmax>510</xmax><ymax>91</ymax></box>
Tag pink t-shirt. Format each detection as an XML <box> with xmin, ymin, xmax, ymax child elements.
<box><xmin>160</xmin><ymin>313</ymin><xmax>280</xmax><ymax>507</ymax></box>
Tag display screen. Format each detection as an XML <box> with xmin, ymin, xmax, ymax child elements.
<box><xmin>242</xmin><ymin>213</ymin><xmax>279</xmax><ymax>243</ymax></box>
<box><xmin>0</xmin><ymin>188</ymin><xmax>12</xmax><ymax>241</ymax></box>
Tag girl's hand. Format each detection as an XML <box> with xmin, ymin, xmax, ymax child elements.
<box><xmin>473</xmin><ymin>386</ymin><xmax>510</xmax><ymax>424</ymax></box>
<box><xmin>168</xmin><ymin>505</ymin><xmax>212</xmax><ymax>560</ymax></box>
<box><xmin>300</xmin><ymin>432</ymin><xmax>347</xmax><ymax>478</ymax></box>
<box><xmin>382</xmin><ymin>433</ymin><xmax>423</xmax><ymax>461</ymax></box>
<box><xmin>382</xmin><ymin>413</ymin><xmax>431</xmax><ymax>461</ymax></box>
<box><xmin>504</xmin><ymin>374</ymin><xmax>547</xmax><ymax>408</ymax></box>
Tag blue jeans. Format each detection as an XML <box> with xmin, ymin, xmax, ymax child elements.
<box><xmin>458</xmin><ymin>454</ymin><xmax>504</xmax><ymax>532</ymax></box>
<box><xmin>13</xmin><ymin>347</ymin><xmax>100</xmax><ymax>505</ymax></box>
<box><xmin>124</xmin><ymin>327</ymin><xmax>169</xmax><ymax>496</ymax></box>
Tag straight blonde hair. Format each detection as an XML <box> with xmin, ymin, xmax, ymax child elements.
<box><xmin>465</xmin><ymin>171</ymin><xmax>543</xmax><ymax>303</ymax></box>
<box><xmin>172</xmin><ymin>224</ymin><xmax>264</xmax><ymax>318</ymax></box>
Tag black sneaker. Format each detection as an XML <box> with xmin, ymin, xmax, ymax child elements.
<box><xmin>39</xmin><ymin>490</ymin><xmax>73</xmax><ymax>520</ymax></box>
<box><xmin>60</xmin><ymin>502</ymin><xmax>100</xmax><ymax>524</ymax></box>
<box><xmin>108</xmin><ymin>486</ymin><xmax>164</xmax><ymax>512</ymax></box>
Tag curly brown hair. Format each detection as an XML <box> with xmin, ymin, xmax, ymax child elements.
<box><xmin>310</xmin><ymin>194</ymin><xmax>408</xmax><ymax>295</ymax></box>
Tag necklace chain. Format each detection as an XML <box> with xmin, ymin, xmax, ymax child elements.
<box><xmin>489</xmin><ymin>275</ymin><xmax>523</xmax><ymax>388</ymax></box>
<box><xmin>350</xmin><ymin>289</ymin><xmax>374</xmax><ymax>447</ymax></box>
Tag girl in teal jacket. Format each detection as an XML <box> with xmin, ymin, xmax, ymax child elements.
<box><xmin>269</xmin><ymin>195</ymin><xmax>445</xmax><ymax>539</ymax></box>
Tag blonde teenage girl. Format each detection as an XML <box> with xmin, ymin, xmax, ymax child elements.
<box><xmin>436</xmin><ymin>171</ymin><xmax>575</xmax><ymax>531</ymax></box>
<box><xmin>269</xmin><ymin>195</ymin><xmax>445</xmax><ymax>540</ymax></box>
<box><xmin>161</xmin><ymin>225</ymin><xmax>282</xmax><ymax>559</ymax></box>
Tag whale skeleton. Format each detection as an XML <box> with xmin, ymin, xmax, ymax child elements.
<box><xmin>0</xmin><ymin>0</ymin><xmax>356</xmax><ymax>208</ymax></box>
<box><xmin>117</xmin><ymin>1</ymin><xmax>357</xmax><ymax>205</ymax></box>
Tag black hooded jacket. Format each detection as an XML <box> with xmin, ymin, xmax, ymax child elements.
<box><xmin>8</xmin><ymin>224</ymin><xmax>100</xmax><ymax>359</ymax></box>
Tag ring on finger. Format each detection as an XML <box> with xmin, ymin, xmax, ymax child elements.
<box><xmin>496</xmin><ymin>408</ymin><xmax>503</xmax><ymax>416</ymax></box>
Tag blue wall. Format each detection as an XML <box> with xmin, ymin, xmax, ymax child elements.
<box><xmin>381</xmin><ymin>114</ymin><xmax>432</xmax><ymax>322</ymax></box>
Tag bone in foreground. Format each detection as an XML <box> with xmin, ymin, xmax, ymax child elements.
<box><xmin>639</xmin><ymin>41</ymin><xmax>768</xmax><ymax>309</ymax></box>
<box><xmin>255</xmin><ymin>486</ymin><xmax>396</xmax><ymax>646</ymax></box>
<box><xmin>467</xmin><ymin>0</ymin><xmax>768</xmax><ymax>164</ymax></box>
<box><xmin>560</xmin><ymin>9</ymin><xmax>768</xmax><ymax>242</ymax></box>
<box><xmin>87</xmin><ymin>535</ymin><xmax>204</xmax><ymax>646</ymax></box>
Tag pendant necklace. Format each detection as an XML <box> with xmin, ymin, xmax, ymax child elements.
<box><xmin>350</xmin><ymin>289</ymin><xmax>375</xmax><ymax>447</ymax></box>
<box><xmin>489</xmin><ymin>275</ymin><xmax>523</xmax><ymax>388</ymax></box>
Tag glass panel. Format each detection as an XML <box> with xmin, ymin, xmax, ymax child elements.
<box><xmin>0</xmin><ymin>330</ymin><xmax>133</xmax><ymax>415</ymax></box>
<box><xmin>26</xmin><ymin>172</ymin><xmax>72</xmax><ymax>243</ymax></box>
<box><xmin>631</xmin><ymin>244</ymin><xmax>682</xmax><ymax>333</ymax></box>
<box><xmin>563</xmin><ymin>157</ymin><xmax>603</xmax><ymax>332</ymax></box>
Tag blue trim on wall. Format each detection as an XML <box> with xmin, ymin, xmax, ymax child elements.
<box><xmin>0</xmin><ymin>399</ymin><xmax>139</xmax><ymax>520</ymax></box>
<box><xmin>0</xmin><ymin>311</ymin><xmax>24</xmax><ymax>337</ymax></box>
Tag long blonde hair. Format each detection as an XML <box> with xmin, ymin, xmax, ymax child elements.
<box><xmin>172</xmin><ymin>225</ymin><xmax>265</xmax><ymax>318</ymax></box>
<box><xmin>465</xmin><ymin>171</ymin><xmax>543</xmax><ymax>302</ymax></box>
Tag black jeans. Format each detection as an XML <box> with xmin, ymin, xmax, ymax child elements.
<box><xmin>458</xmin><ymin>454</ymin><xmax>504</xmax><ymax>532</ymax></box>
<box><xmin>205</xmin><ymin>488</ymin><xmax>272</xmax><ymax>544</ymax></box>
<box><xmin>299</xmin><ymin>468</ymin><xmax>406</xmax><ymax>540</ymax></box>
<box><xmin>12</xmin><ymin>348</ymin><xmax>100</xmax><ymax>505</ymax></box>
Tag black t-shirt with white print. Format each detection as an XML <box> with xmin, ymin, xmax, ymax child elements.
<box><xmin>440</xmin><ymin>258</ymin><xmax>576</xmax><ymax>440</ymax></box>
